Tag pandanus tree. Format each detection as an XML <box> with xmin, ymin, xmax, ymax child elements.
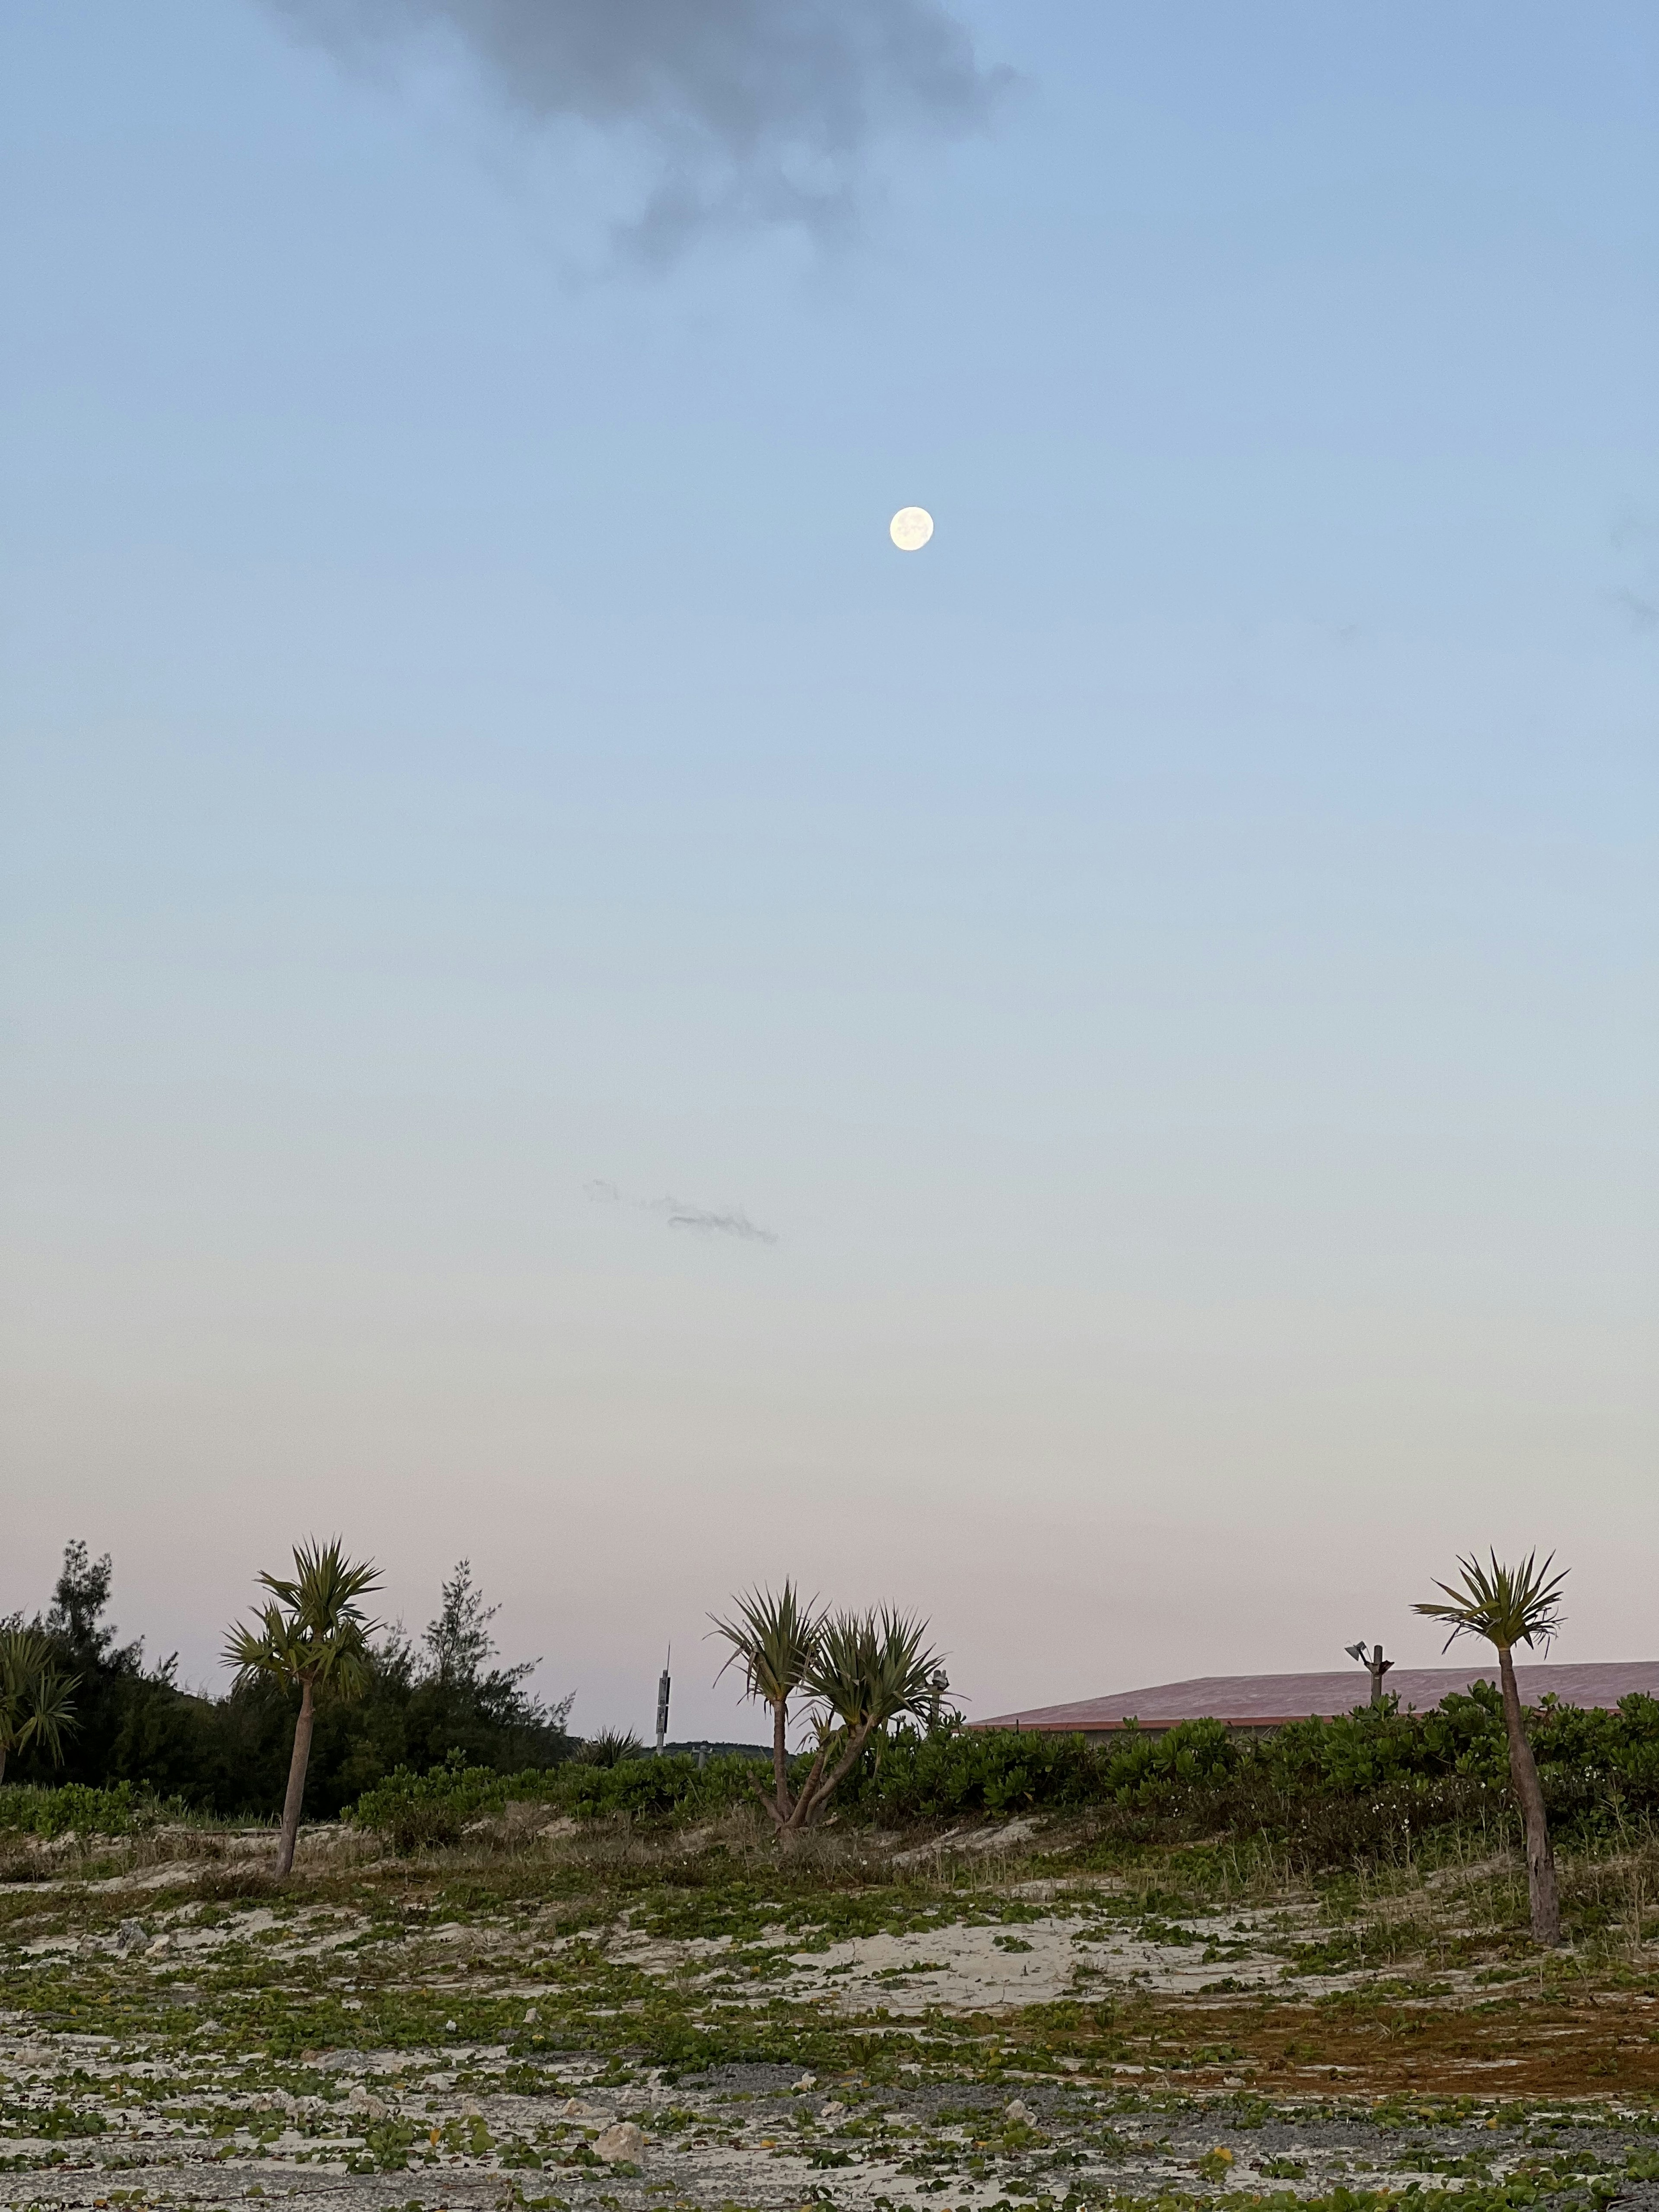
<box><xmin>0</xmin><ymin>1629</ymin><xmax>77</xmax><ymax>1785</ymax></box>
<box><xmin>711</xmin><ymin>1583</ymin><xmax>826</xmax><ymax>1829</ymax></box>
<box><xmin>1414</xmin><ymin>1550</ymin><xmax>1567</xmax><ymax>1947</ymax></box>
<box><xmin>225</xmin><ymin>1540</ymin><xmax>381</xmax><ymax>1876</ymax></box>
<box><xmin>793</xmin><ymin>1607</ymin><xmax>942</xmax><ymax>1831</ymax></box>
<box><xmin>712</xmin><ymin>1589</ymin><xmax>940</xmax><ymax>1841</ymax></box>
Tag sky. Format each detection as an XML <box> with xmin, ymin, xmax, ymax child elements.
<box><xmin>2</xmin><ymin>0</ymin><xmax>1656</xmax><ymax>1742</ymax></box>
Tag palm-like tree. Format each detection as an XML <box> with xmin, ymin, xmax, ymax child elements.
<box><xmin>0</xmin><ymin>1629</ymin><xmax>77</xmax><ymax>1785</ymax></box>
<box><xmin>1414</xmin><ymin>1550</ymin><xmax>1567</xmax><ymax>1946</ymax></box>
<box><xmin>710</xmin><ymin>1583</ymin><xmax>826</xmax><ymax>1827</ymax></box>
<box><xmin>225</xmin><ymin>1540</ymin><xmax>381</xmax><ymax>1876</ymax></box>
<box><xmin>791</xmin><ymin>1607</ymin><xmax>941</xmax><ymax>1832</ymax></box>
<box><xmin>712</xmin><ymin>1590</ymin><xmax>939</xmax><ymax>1840</ymax></box>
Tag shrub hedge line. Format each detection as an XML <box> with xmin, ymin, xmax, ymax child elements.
<box><xmin>346</xmin><ymin>1685</ymin><xmax>1659</xmax><ymax>1863</ymax></box>
<box><xmin>11</xmin><ymin>1687</ymin><xmax>1657</xmax><ymax>1862</ymax></box>
<box><xmin>350</xmin><ymin>1751</ymin><xmax>771</xmax><ymax>1852</ymax></box>
<box><xmin>0</xmin><ymin>1780</ymin><xmax>179</xmax><ymax>1839</ymax></box>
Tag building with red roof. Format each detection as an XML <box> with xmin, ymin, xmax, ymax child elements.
<box><xmin>973</xmin><ymin>1662</ymin><xmax>1659</xmax><ymax>1739</ymax></box>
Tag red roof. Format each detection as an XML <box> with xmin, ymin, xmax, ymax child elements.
<box><xmin>974</xmin><ymin>1662</ymin><xmax>1659</xmax><ymax>1732</ymax></box>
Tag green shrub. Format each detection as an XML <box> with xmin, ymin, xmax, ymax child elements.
<box><xmin>350</xmin><ymin>1758</ymin><xmax>549</xmax><ymax>1852</ymax></box>
<box><xmin>351</xmin><ymin>1748</ymin><xmax>767</xmax><ymax>1851</ymax></box>
<box><xmin>347</xmin><ymin>1691</ymin><xmax>1659</xmax><ymax>1862</ymax></box>
<box><xmin>554</xmin><ymin>1751</ymin><xmax>760</xmax><ymax>1822</ymax></box>
<box><xmin>846</xmin><ymin>1691</ymin><xmax>1659</xmax><ymax>1862</ymax></box>
<box><xmin>839</xmin><ymin>1719</ymin><xmax>1102</xmax><ymax>1820</ymax></box>
<box><xmin>0</xmin><ymin>1780</ymin><xmax>175</xmax><ymax>1837</ymax></box>
<box><xmin>1104</xmin><ymin>1716</ymin><xmax>1243</xmax><ymax>1801</ymax></box>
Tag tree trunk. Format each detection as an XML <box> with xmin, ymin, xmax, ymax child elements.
<box><xmin>0</xmin><ymin>1743</ymin><xmax>7</xmax><ymax>1786</ymax></box>
<box><xmin>789</xmin><ymin>1721</ymin><xmax>875</xmax><ymax>1833</ymax></box>
<box><xmin>776</xmin><ymin>1738</ymin><xmax>833</xmax><ymax>1845</ymax></box>
<box><xmin>275</xmin><ymin>1678</ymin><xmax>316</xmax><ymax>1878</ymax></box>
<box><xmin>1497</xmin><ymin>1646</ymin><xmax>1560</xmax><ymax>1946</ymax></box>
<box><xmin>772</xmin><ymin>1697</ymin><xmax>791</xmax><ymax>1824</ymax></box>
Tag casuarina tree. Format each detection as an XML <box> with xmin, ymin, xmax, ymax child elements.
<box><xmin>1414</xmin><ymin>1550</ymin><xmax>1567</xmax><ymax>1946</ymax></box>
<box><xmin>0</xmin><ymin>1629</ymin><xmax>77</xmax><ymax>1785</ymax></box>
<box><xmin>225</xmin><ymin>1540</ymin><xmax>381</xmax><ymax>1875</ymax></box>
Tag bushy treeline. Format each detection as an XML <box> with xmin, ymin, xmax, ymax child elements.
<box><xmin>845</xmin><ymin>1686</ymin><xmax>1659</xmax><ymax>1824</ymax></box>
<box><xmin>11</xmin><ymin>1540</ymin><xmax>1659</xmax><ymax>1869</ymax></box>
<box><xmin>1</xmin><ymin>1544</ymin><xmax>574</xmax><ymax>1820</ymax></box>
<box><xmin>348</xmin><ymin>1685</ymin><xmax>1659</xmax><ymax>1867</ymax></box>
<box><xmin>827</xmin><ymin>1689</ymin><xmax>1659</xmax><ymax>1862</ymax></box>
<box><xmin>839</xmin><ymin>1689</ymin><xmax>1659</xmax><ymax>1858</ymax></box>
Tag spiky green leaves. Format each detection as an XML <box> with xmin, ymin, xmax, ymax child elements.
<box><xmin>0</xmin><ymin>1628</ymin><xmax>78</xmax><ymax>1781</ymax></box>
<box><xmin>804</xmin><ymin>1608</ymin><xmax>941</xmax><ymax>1741</ymax></box>
<box><xmin>1413</xmin><ymin>1550</ymin><xmax>1567</xmax><ymax>1656</ymax></box>
<box><xmin>224</xmin><ymin>1538</ymin><xmax>382</xmax><ymax>1705</ymax></box>
<box><xmin>1414</xmin><ymin>1549</ymin><xmax>1568</xmax><ymax>1947</ymax></box>
<box><xmin>710</xmin><ymin>1582</ymin><xmax>826</xmax><ymax>1712</ymax></box>
<box><xmin>710</xmin><ymin>1586</ymin><xmax>941</xmax><ymax>1835</ymax></box>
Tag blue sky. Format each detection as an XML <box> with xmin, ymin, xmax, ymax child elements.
<box><xmin>3</xmin><ymin>1</ymin><xmax>1655</xmax><ymax>1736</ymax></box>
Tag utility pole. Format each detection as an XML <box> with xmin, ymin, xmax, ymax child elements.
<box><xmin>1345</xmin><ymin>1640</ymin><xmax>1393</xmax><ymax>1709</ymax></box>
<box><xmin>655</xmin><ymin>1650</ymin><xmax>671</xmax><ymax>1755</ymax></box>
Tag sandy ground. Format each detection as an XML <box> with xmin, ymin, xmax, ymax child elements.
<box><xmin>5</xmin><ymin>1821</ymin><xmax>1658</xmax><ymax>2210</ymax></box>
<box><xmin>603</xmin><ymin>1903</ymin><xmax>1363</xmax><ymax>2012</ymax></box>
<box><xmin>5</xmin><ymin>2040</ymin><xmax>1659</xmax><ymax>2212</ymax></box>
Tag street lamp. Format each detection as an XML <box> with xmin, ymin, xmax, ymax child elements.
<box><xmin>1345</xmin><ymin>1640</ymin><xmax>1393</xmax><ymax>1710</ymax></box>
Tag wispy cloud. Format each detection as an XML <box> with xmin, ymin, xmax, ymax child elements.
<box><xmin>586</xmin><ymin>1180</ymin><xmax>779</xmax><ymax>1244</ymax></box>
<box><xmin>661</xmin><ymin>1202</ymin><xmax>778</xmax><ymax>1244</ymax></box>
<box><xmin>260</xmin><ymin>0</ymin><xmax>1009</xmax><ymax>264</ymax></box>
<box><xmin>1608</xmin><ymin>588</ymin><xmax>1659</xmax><ymax>633</ymax></box>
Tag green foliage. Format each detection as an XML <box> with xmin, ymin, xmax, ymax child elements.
<box><xmin>349</xmin><ymin>1756</ymin><xmax>506</xmax><ymax>1852</ymax></box>
<box><xmin>839</xmin><ymin>1716</ymin><xmax>1106</xmax><ymax>1818</ymax></box>
<box><xmin>782</xmin><ymin>1606</ymin><xmax>944</xmax><ymax>1829</ymax></box>
<box><xmin>7</xmin><ymin>1541</ymin><xmax>180</xmax><ymax>1797</ymax></box>
<box><xmin>8</xmin><ymin>1540</ymin><xmax>574</xmax><ymax>1821</ymax></box>
<box><xmin>804</xmin><ymin>1608</ymin><xmax>941</xmax><ymax>1740</ymax></box>
<box><xmin>0</xmin><ymin>1628</ymin><xmax>77</xmax><ymax>1780</ymax></box>
<box><xmin>711</xmin><ymin>1582</ymin><xmax>825</xmax><ymax>1711</ymax></box>
<box><xmin>0</xmin><ymin>1779</ymin><xmax>176</xmax><ymax>1837</ymax></box>
<box><xmin>348</xmin><ymin>1689</ymin><xmax>1659</xmax><ymax>1866</ymax></box>
<box><xmin>350</xmin><ymin>1749</ymin><xmax>766</xmax><ymax>1850</ymax></box>
<box><xmin>576</xmin><ymin>1728</ymin><xmax>645</xmax><ymax>1767</ymax></box>
<box><xmin>553</xmin><ymin>1750</ymin><xmax>762</xmax><ymax>1821</ymax></box>
<box><xmin>1415</xmin><ymin>1550</ymin><xmax>1567</xmax><ymax>1655</ymax></box>
<box><xmin>712</xmin><ymin>1584</ymin><xmax>943</xmax><ymax>1832</ymax></box>
<box><xmin>1104</xmin><ymin>1716</ymin><xmax>1243</xmax><ymax>1800</ymax></box>
<box><xmin>13</xmin><ymin>1538</ymin><xmax>1659</xmax><ymax>1870</ymax></box>
<box><xmin>224</xmin><ymin>1538</ymin><xmax>382</xmax><ymax>1705</ymax></box>
<box><xmin>0</xmin><ymin>2101</ymin><xmax>108</xmax><ymax>2139</ymax></box>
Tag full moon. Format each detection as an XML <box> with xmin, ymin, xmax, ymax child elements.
<box><xmin>889</xmin><ymin>505</ymin><xmax>934</xmax><ymax>551</ymax></box>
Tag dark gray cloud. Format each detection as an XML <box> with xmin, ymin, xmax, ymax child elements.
<box><xmin>261</xmin><ymin>0</ymin><xmax>1007</xmax><ymax>261</ymax></box>
<box><xmin>662</xmin><ymin>1202</ymin><xmax>777</xmax><ymax>1244</ymax></box>
<box><xmin>586</xmin><ymin>1180</ymin><xmax>779</xmax><ymax>1243</ymax></box>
